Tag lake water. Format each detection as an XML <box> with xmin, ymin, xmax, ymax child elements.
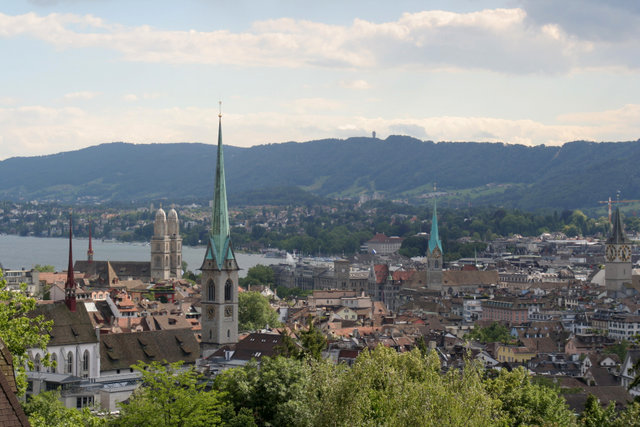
<box><xmin>0</xmin><ymin>234</ymin><xmax>285</xmax><ymax>277</ymax></box>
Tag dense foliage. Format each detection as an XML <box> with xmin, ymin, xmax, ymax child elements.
<box><xmin>465</xmin><ymin>321</ymin><xmax>515</xmax><ymax>344</ymax></box>
<box><xmin>0</xmin><ymin>270</ymin><xmax>53</xmax><ymax>395</ymax></box>
<box><xmin>238</xmin><ymin>291</ymin><xmax>281</xmax><ymax>332</ymax></box>
<box><xmin>22</xmin><ymin>346</ymin><xmax>640</xmax><ymax>426</ymax></box>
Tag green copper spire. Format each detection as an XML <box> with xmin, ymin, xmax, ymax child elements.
<box><xmin>607</xmin><ymin>207</ymin><xmax>629</xmax><ymax>245</ymax></box>
<box><xmin>428</xmin><ymin>199</ymin><xmax>442</xmax><ymax>254</ymax></box>
<box><xmin>208</xmin><ymin>111</ymin><xmax>235</xmax><ymax>268</ymax></box>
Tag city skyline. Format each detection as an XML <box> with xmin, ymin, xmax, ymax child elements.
<box><xmin>2</xmin><ymin>0</ymin><xmax>640</xmax><ymax>159</ymax></box>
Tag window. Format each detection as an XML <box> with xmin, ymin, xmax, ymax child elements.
<box><xmin>50</xmin><ymin>353</ymin><xmax>57</xmax><ymax>374</ymax></box>
<box><xmin>225</xmin><ymin>279</ymin><xmax>232</xmax><ymax>301</ymax></box>
<box><xmin>66</xmin><ymin>352</ymin><xmax>73</xmax><ymax>374</ymax></box>
<box><xmin>207</xmin><ymin>279</ymin><xmax>215</xmax><ymax>301</ymax></box>
<box><xmin>82</xmin><ymin>350</ymin><xmax>90</xmax><ymax>377</ymax></box>
<box><xmin>34</xmin><ymin>354</ymin><xmax>41</xmax><ymax>372</ymax></box>
<box><xmin>76</xmin><ymin>396</ymin><xmax>94</xmax><ymax>409</ymax></box>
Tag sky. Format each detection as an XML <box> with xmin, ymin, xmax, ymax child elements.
<box><xmin>2</xmin><ymin>0</ymin><xmax>640</xmax><ymax>159</ymax></box>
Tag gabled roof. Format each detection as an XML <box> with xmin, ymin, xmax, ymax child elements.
<box><xmin>30</xmin><ymin>302</ymin><xmax>97</xmax><ymax>346</ymax></box>
<box><xmin>0</xmin><ymin>338</ymin><xmax>30</xmax><ymax>426</ymax></box>
<box><xmin>100</xmin><ymin>328</ymin><xmax>198</xmax><ymax>371</ymax></box>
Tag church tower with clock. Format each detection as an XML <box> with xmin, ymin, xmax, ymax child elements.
<box><xmin>605</xmin><ymin>208</ymin><xmax>632</xmax><ymax>298</ymax></box>
<box><xmin>426</xmin><ymin>199</ymin><xmax>443</xmax><ymax>292</ymax></box>
<box><xmin>200</xmin><ymin>109</ymin><xmax>239</xmax><ymax>354</ymax></box>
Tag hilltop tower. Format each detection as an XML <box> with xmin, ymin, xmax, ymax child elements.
<box><xmin>200</xmin><ymin>109</ymin><xmax>239</xmax><ymax>354</ymax></box>
<box><xmin>605</xmin><ymin>208</ymin><xmax>632</xmax><ymax>298</ymax></box>
<box><xmin>426</xmin><ymin>199</ymin><xmax>443</xmax><ymax>291</ymax></box>
<box><xmin>65</xmin><ymin>213</ymin><xmax>77</xmax><ymax>312</ymax></box>
<box><xmin>151</xmin><ymin>207</ymin><xmax>171</xmax><ymax>281</ymax></box>
<box><xmin>167</xmin><ymin>207</ymin><xmax>183</xmax><ymax>279</ymax></box>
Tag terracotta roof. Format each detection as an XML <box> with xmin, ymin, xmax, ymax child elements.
<box><xmin>100</xmin><ymin>328</ymin><xmax>198</xmax><ymax>371</ymax></box>
<box><xmin>0</xmin><ymin>338</ymin><xmax>30</xmax><ymax>426</ymax></box>
<box><xmin>442</xmin><ymin>270</ymin><xmax>499</xmax><ymax>286</ymax></box>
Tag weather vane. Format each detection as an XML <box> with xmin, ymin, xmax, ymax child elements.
<box><xmin>218</xmin><ymin>100</ymin><xmax>222</xmax><ymax>118</ymax></box>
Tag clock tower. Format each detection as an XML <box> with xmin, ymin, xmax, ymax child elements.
<box><xmin>200</xmin><ymin>110</ymin><xmax>239</xmax><ymax>354</ymax></box>
<box><xmin>605</xmin><ymin>208</ymin><xmax>632</xmax><ymax>298</ymax></box>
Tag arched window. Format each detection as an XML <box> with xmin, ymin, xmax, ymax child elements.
<box><xmin>224</xmin><ymin>279</ymin><xmax>233</xmax><ymax>301</ymax></box>
<box><xmin>66</xmin><ymin>352</ymin><xmax>73</xmax><ymax>374</ymax></box>
<box><xmin>207</xmin><ymin>279</ymin><xmax>215</xmax><ymax>301</ymax></box>
<box><xmin>82</xmin><ymin>350</ymin><xmax>90</xmax><ymax>377</ymax></box>
<box><xmin>50</xmin><ymin>353</ymin><xmax>57</xmax><ymax>374</ymax></box>
<box><xmin>34</xmin><ymin>354</ymin><xmax>41</xmax><ymax>372</ymax></box>
<box><xmin>227</xmin><ymin>329</ymin><xmax>230</xmax><ymax>338</ymax></box>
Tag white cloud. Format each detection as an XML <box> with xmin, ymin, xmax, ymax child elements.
<box><xmin>0</xmin><ymin>8</ymin><xmax>619</xmax><ymax>73</ymax></box>
<box><xmin>339</xmin><ymin>79</ymin><xmax>371</xmax><ymax>90</ymax></box>
<box><xmin>64</xmin><ymin>91</ymin><xmax>101</xmax><ymax>100</ymax></box>
<box><xmin>123</xmin><ymin>94</ymin><xmax>138</xmax><ymax>102</ymax></box>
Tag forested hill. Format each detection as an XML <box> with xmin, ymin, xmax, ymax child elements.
<box><xmin>1</xmin><ymin>137</ymin><xmax>639</xmax><ymax>210</ymax></box>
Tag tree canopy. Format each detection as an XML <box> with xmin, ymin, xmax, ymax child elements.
<box><xmin>0</xmin><ymin>269</ymin><xmax>53</xmax><ymax>395</ymax></box>
<box><xmin>238</xmin><ymin>291</ymin><xmax>281</xmax><ymax>332</ymax></box>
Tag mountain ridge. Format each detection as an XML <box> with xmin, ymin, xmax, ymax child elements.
<box><xmin>2</xmin><ymin>136</ymin><xmax>639</xmax><ymax>211</ymax></box>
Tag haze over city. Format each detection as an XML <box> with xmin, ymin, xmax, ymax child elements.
<box><xmin>2</xmin><ymin>0</ymin><xmax>640</xmax><ymax>160</ymax></box>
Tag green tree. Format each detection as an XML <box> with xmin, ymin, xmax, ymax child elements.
<box><xmin>116</xmin><ymin>361</ymin><xmax>231</xmax><ymax>427</ymax></box>
<box><xmin>239</xmin><ymin>264</ymin><xmax>275</xmax><ymax>289</ymax></box>
<box><xmin>465</xmin><ymin>321</ymin><xmax>513</xmax><ymax>344</ymax></box>
<box><xmin>215</xmin><ymin>356</ymin><xmax>312</xmax><ymax>426</ymax></box>
<box><xmin>0</xmin><ymin>270</ymin><xmax>53</xmax><ymax>395</ymax></box>
<box><xmin>23</xmin><ymin>390</ymin><xmax>106</xmax><ymax>427</ymax></box>
<box><xmin>238</xmin><ymin>291</ymin><xmax>281</xmax><ymax>332</ymax></box>
<box><xmin>485</xmin><ymin>367</ymin><xmax>575</xmax><ymax>426</ymax></box>
<box><xmin>307</xmin><ymin>346</ymin><xmax>501</xmax><ymax>426</ymax></box>
<box><xmin>298</xmin><ymin>316</ymin><xmax>327</xmax><ymax>361</ymax></box>
<box><xmin>578</xmin><ymin>394</ymin><xmax>615</xmax><ymax>427</ymax></box>
<box><xmin>33</xmin><ymin>264</ymin><xmax>55</xmax><ymax>272</ymax></box>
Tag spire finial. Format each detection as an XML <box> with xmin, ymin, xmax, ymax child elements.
<box><xmin>218</xmin><ymin>100</ymin><xmax>222</xmax><ymax>118</ymax></box>
<box><xmin>434</xmin><ymin>182</ymin><xmax>437</xmax><ymax>192</ymax></box>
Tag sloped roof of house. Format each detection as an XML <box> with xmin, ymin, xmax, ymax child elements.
<box><xmin>100</xmin><ymin>328</ymin><xmax>198</xmax><ymax>371</ymax></box>
<box><xmin>0</xmin><ymin>338</ymin><xmax>30</xmax><ymax>426</ymax></box>
<box><xmin>443</xmin><ymin>270</ymin><xmax>499</xmax><ymax>286</ymax></box>
<box><xmin>30</xmin><ymin>302</ymin><xmax>97</xmax><ymax>346</ymax></box>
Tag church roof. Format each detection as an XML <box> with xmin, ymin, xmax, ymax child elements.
<box><xmin>100</xmin><ymin>328</ymin><xmax>198</xmax><ymax>371</ymax></box>
<box><xmin>428</xmin><ymin>200</ymin><xmax>443</xmax><ymax>254</ymax></box>
<box><xmin>607</xmin><ymin>208</ymin><xmax>629</xmax><ymax>244</ymax></box>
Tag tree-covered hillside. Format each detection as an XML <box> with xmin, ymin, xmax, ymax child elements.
<box><xmin>2</xmin><ymin>137</ymin><xmax>640</xmax><ymax>210</ymax></box>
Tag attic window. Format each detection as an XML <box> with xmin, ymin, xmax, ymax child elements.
<box><xmin>71</xmin><ymin>326</ymin><xmax>79</xmax><ymax>337</ymax></box>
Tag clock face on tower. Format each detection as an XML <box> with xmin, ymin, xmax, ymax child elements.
<box><xmin>620</xmin><ymin>245</ymin><xmax>631</xmax><ymax>262</ymax></box>
<box><xmin>606</xmin><ymin>245</ymin><xmax>616</xmax><ymax>262</ymax></box>
<box><xmin>206</xmin><ymin>305</ymin><xmax>215</xmax><ymax>320</ymax></box>
<box><xmin>224</xmin><ymin>305</ymin><xmax>233</xmax><ymax>318</ymax></box>
<box><xmin>432</xmin><ymin>247</ymin><xmax>441</xmax><ymax>258</ymax></box>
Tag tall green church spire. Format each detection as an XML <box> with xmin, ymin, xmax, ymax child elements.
<box><xmin>208</xmin><ymin>109</ymin><xmax>235</xmax><ymax>269</ymax></box>
<box><xmin>428</xmin><ymin>199</ymin><xmax>442</xmax><ymax>254</ymax></box>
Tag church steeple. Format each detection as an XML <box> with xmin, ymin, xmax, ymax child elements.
<box><xmin>428</xmin><ymin>199</ymin><xmax>443</xmax><ymax>255</ymax></box>
<box><xmin>208</xmin><ymin>109</ymin><xmax>235</xmax><ymax>269</ymax></box>
<box><xmin>87</xmin><ymin>220</ymin><xmax>94</xmax><ymax>263</ymax></box>
<box><xmin>200</xmin><ymin>105</ymin><xmax>240</xmax><ymax>353</ymax></box>
<box><xmin>607</xmin><ymin>208</ymin><xmax>628</xmax><ymax>244</ymax></box>
<box><xmin>65</xmin><ymin>213</ymin><xmax>76</xmax><ymax>312</ymax></box>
